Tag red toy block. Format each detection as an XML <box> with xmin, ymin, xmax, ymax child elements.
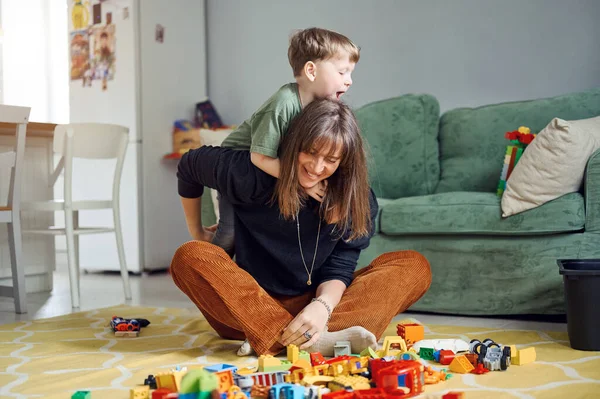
<box><xmin>310</xmin><ymin>352</ymin><xmax>326</xmax><ymax>365</ymax></box>
<box><xmin>439</xmin><ymin>349</ymin><xmax>455</xmax><ymax>365</ymax></box>
<box><xmin>442</xmin><ymin>392</ymin><xmax>465</xmax><ymax>399</ymax></box>
<box><xmin>152</xmin><ymin>388</ymin><xmax>174</xmax><ymax>399</ymax></box>
<box><xmin>354</xmin><ymin>388</ymin><xmax>387</xmax><ymax>399</ymax></box>
<box><xmin>471</xmin><ymin>363</ymin><xmax>490</xmax><ymax>375</ymax></box>
<box><xmin>322</xmin><ymin>390</ymin><xmax>355</xmax><ymax>399</ymax></box>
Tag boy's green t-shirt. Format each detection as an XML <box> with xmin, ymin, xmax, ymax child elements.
<box><xmin>221</xmin><ymin>83</ymin><xmax>302</xmax><ymax>158</ymax></box>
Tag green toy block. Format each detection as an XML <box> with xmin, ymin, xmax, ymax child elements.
<box><xmin>180</xmin><ymin>369</ymin><xmax>218</xmax><ymax>394</ymax></box>
<box><xmin>299</xmin><ymin>350</ymin><xmax>311</xmax><ymax>363</ymax></box>
<box><xmin>360</xmin><ymin>347</ymin><xmax>379</xmax><ymax>358</ymax></box>
<box><xmin>72</xmin><ymin>392</ymin><xmax>91</xmax><ymax>399</ymax></box>
<box><xmin>419</xmin><ymin>347</ymin><xmax>435</xmax><ymax>361</ymax></box>
<box><xmin>263</xmin><ymin>360</ymin><xmax>293</xmax><ymax>372</ymax></box>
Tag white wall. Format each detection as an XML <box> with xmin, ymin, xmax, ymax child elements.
<box><xmin>139</xmin><ymin>0</ymin><xmax>207</xmax><ymax>269</ymax></box>
<box><xmin>206</xmin><ymin>0</ymin><xmax>600</xmax><ymax>124</ymax></box>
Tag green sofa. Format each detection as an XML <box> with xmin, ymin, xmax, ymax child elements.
<box><xmin>200</xmin><ymin>88</ymin><xmax>600</xmax><ymax>316</ymax></box>
<box><xmin>354</xmin><ymin>88</ymin><xmax>600</xmax><ymax>316</ymax></box>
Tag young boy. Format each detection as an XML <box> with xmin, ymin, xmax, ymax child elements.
<box><xmin>212</xmin><ymin>27</ymin><xmax>359</xmax><ymax>258</ymax></box>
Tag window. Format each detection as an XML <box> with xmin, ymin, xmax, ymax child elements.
<box><xmin>0</xmin><ymin>0</ymin><xmax>69</xmax><ymax>123</ymax></box>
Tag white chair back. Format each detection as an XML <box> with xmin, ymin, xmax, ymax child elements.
<box><xmin>53</xmin><ymin>123</ymin><xmax>129</xmax><ymax>159</ymax></box>
<box><xmin>52</xmin><ymin>123</ymin><xmax>129</xmax><ymax>205</ymax></box>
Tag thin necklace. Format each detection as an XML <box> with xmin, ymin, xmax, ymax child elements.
<box><xmin>296</xmin><ymin>210</ymin><xmax>321</xmax><ymax>286</ymax></box>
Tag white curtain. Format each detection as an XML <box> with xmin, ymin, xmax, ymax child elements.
<box><xmin>0</xmin><ymin>0</ymin><xmax>69</xmax><ymax>123</ymax></box>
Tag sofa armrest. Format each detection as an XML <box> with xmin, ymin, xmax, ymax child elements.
<box><xmin>585</xmin><ymin>149</ymin><xmax>600</xmax><ymax>232</ymax></box>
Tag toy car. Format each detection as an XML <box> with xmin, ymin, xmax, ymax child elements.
<box><xmin>470</xmin><ymin>339</ymin><xmax>511</xmax><ymax>371</ymax></box>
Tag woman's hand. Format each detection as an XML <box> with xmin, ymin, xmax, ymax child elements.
<box><xmin>304</xmin><ymin>180</ymin><xmax>327</xmax><ymax>202</ymax></box>
<box><xmin>280</xmin><ymin>300</ymin><xmax>329</xmax><ymax>349</ymax></box>
<box><xmin>192</xmin><ymin>224</ymin><xmax>217</xmax><ymax>242</ymax></box>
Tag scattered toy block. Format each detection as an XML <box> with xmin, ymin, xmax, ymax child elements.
<box><xmin>449</xmin><ymin>355</ymin><xmax>475</xmax><ymax>374</ymax></box>
<box><xmin>310</xmin><ymin>352</ymin><xmax>326</xmax><ymax>365</ymax></box>
<box><xmin>334</xmin><ymin>341</ymin><xmax>351</xmax><ymax>357</ymax></box>
<box><xmin>418</xmin><ymin>347</ymin><xmax>435</xmax><ymax>361</ymax></box>
<box><xmin>72</xmin><ymin>392</ymin><xmax>91</xmax><ymax>399</ymax></box>
<box><xmin>438</xmin><ymin>349</ymin><xmax>455</xmax><ymax>365</ymax></box>
<box><xmin>442</xmin><ymin>392</ymin><xmax>465</xmax><ymax>399</ymax></box>
<box><xmin>396</xmin><ymin>323</ymin><xmax>425</xmax><ymax>345</ymax></box>
<box><xmin>512</xmin><ymin>346</ymin><xmax>536</xmax><ymax>365</ymax></box>
<box><xmin>360</xmin><ymin>347</ymin><xmax>379</xmax><ymax>358</ymax></box>
<box><xmin>152</xmin><ymin>388</ymin><xmax>173</xmax><ymax>399</ymax></box>
<box><xmin>381</xmin><ymin>336</ymin><xmax>407</xmax><ymax>356</ymax></box>
<box><xmin>130</xmin><ymin>385</ymin><xmax>149</xmax><ymax>399</ymax></box>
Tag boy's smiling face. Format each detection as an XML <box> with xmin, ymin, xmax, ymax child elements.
<box><xmin>312</xmin><ymin>51</ymin><xmax>355</xmax><ymax>101</ymax></box>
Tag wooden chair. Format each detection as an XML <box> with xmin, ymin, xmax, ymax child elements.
<box><xmin>0</xmin><ymin>105</ymin><xmax>30</xmax><ymax>313</ymax></box>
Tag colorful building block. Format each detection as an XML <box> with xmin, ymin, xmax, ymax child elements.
<box><xmin>72</xmin><ymin>392</ymin><xmax>91</xmax><ymax>399</ymax></box>
<box><xmin>396</xmin><ymin>323</ymin><xmax>425</xmax><ymax>345</ymax></box>
<box><xmin>449</xmin><ymin>355</ymin><xmax>475</xmax><ymax>374</ymax></box>
<box><xmin>130</xmin><ymin>386</ymin><xmax>149</xmax><ymax>399</ymax></box>
<box><xmin>333</xmin><ymin>341</ymin><xmax>351</xmax><ymax>357</ymax></box>
<box><xmin>511</xmin><ymin>346</ymin><xmax>536</xmax><ymax>365</ymax></box>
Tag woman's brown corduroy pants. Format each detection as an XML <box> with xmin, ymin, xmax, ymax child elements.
<box><xmin>170</xmin><ymin>241</ymin><xmax>432</xmax><ymax>356</ymax></box>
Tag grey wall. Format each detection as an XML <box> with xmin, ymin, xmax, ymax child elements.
<box><xmin>206</xmin><ymin>0</ymin><xmax>600</xmax><ymax>124</ymax></box>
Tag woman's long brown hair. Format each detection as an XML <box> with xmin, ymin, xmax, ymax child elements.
<box><xmin>274</xmin><ymin>99</ymin><xmax>371</xmax><ymax>240</ymax></box>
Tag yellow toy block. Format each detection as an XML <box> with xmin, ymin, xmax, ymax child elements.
<box><xmin>299</xmin><ymin>350</ymin><xmax>310</xmax><ymax>363</ymax></box>
<box><xmin>328</xmin><ymin>375</ymin><xmax>370</xmax><ymax>392</ymax></box>
<box><xmin>292</xmin><ymin>359</ymin><xmax>312</xmax><ymax>370</ymax></box>
<box><xmin>235</xmin><ymin>366</ymin><xmax>258</xmax><ymax>375</ymax></box>
<box><xmin>382</xmin><ymin>336</ymin><xmax>407</xmax><ymax>357</ymax></box>
<box><xmin>155</xmin><ymin>370</ymin><xmax>186</xmax><ymax>391</ymax></box>
<box><xmin>328</xmin><ymin>360</ymin><xmax>350</xmax><ymax>377</ymax></box>
<box><xmin>302</xmin><ymin>375</ymin><xmax>334</xmax><ymax>386</ymax></box>
<box><xmin>512</xmin><ymin>346</ymin><xmax>536</xmax><ymax>365</ymax></box>
<box><xmin>130</xmin><ymin>385</ymin><xmax>149</xmax><ymax>399</ymax></box>
<box><xmin>258</xmin><ymin>355</ymin><xmax>282</xmax><ymax>372</ymax></box>
<box><xmin>287</xmin><ymin>344</ymin><xmax>299</xmax><ymax>363</ymax></box>
<box><xmin>449</xmin><ymin>355</ymin><xmax>475</xmax><ymax>374</ymax></box>
<box><xmin>348</xmin><ymin>356</ymin><xmax>369</xmax><ymax>374</ymax></box>
<box><xmin>313</xmin><ymin>364</ymin><xmax>329</xmax><ymax>376</ymax></box>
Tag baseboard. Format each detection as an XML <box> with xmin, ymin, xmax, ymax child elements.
<box><xmin>0</xmin><ymin>272</ymin><xmax>52</xmax><ymax>294</ymax></box>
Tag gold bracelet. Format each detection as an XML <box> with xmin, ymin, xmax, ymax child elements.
<box><xmin>311</xmin><ymin>298</ymin><xmax>332</xmax><ymax>322</ymax></box>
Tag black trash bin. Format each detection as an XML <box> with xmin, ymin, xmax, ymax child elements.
<box><xmin>557</xmin><ymin>259</ymin><xmax>600</xmax><ymax>351</ymax></box>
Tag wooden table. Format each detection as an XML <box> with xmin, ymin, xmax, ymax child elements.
<box><xmin>0</xmin><ymin>121</ymin><xmax>57</xmax><ymax>293</ymax></box>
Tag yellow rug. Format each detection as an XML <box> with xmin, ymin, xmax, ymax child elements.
<box><xmin>0</xmin><ymin>305</ymin><xmax>599</xmax><ymax>399</ymax></box>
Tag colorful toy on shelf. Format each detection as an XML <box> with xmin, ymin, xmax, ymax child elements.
<box><xmin>195</xmin><ymin>98</ymin><xmax>224</xmax><ymax>129</ymax></box>
<box><xmin>497</xmin><ymin>125</ymin><xmax>537</xmax><ymax>196</ymax></box>
<box><xmin>171</xmin><ymin>119</ymin><xmax>202</xmax><ymax>156</ymax></box>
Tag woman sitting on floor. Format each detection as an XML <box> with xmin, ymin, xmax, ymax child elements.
<box><xmin>171</xmin><ymin>98</ymin><xmax>432</xmax><ymax>356</ymax></box>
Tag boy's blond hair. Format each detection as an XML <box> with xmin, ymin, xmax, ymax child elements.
<box><xmin>288</xmin><ymin>27</ymin><xmax>360</xmax><ymax>77</ymax></box>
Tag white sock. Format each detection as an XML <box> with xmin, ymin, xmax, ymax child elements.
<box><xmin>305</xmin><ymin>326</ymin><xmax>377</xmax><ymax>357</ymax></box>
<box><xmin>237</xmin><ymin>339</ymin><xmax>255</xmax><ymax>356</ymax></box>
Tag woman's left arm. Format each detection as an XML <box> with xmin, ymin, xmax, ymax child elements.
<box><xmin>280</xmin><ymin>190</ymin><xmax>379</xmax><ymax>347</ymax></box>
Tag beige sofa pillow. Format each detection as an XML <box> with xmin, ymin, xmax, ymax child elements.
<box><xmin>501</xmin><ymin>116</ymin><xmax>600</xmax><ymax>217</ymax></box>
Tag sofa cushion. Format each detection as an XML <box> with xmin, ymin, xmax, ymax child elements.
<box><xmin>379</xmin><ymin>192</ymin><xmax>584</xmax><ymax>236</ymax></box>
<box><xmin>435</xmin><ymin>88</ymin><xmax>600</xmax><ymax>194</ymax></box>
<box><xmin>355</xmin><ymin>94</ymin><xmax>440</xmax><ymax>199</ymax></box>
